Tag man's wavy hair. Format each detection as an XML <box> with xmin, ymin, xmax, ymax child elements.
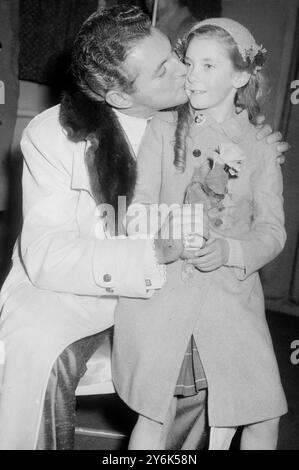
<box><xmin>71</xmin><ymin>4</ymin><xmax>152</xmax><ymax>101</ymax></box>
<box><xmin>174</xmin><ymin>25</ymin><xmax>268</xmax><ymax>172</ymax></box>
<box><xmin>59</xmin><ymin>5</ymin><xmax>152</xmax><ymax>213</ymax></box>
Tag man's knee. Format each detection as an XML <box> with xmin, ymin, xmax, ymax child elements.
<box><xmin>2</xmin><ymin>326</ymin><xmax>58</xmax><ymax>366</ymax></box>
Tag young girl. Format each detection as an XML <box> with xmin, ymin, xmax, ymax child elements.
<box><xmin>112</xmin><ymin>18</ymin><xmax>287</xmax><ymax>450</ymax></box>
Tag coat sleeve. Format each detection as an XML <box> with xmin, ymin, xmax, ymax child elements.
<box><xmin>134</xmin><ymin>116</ymin><xmax>163</xmax><ymax>206</ymax></box>
<box><xmin>126</xmin><ymin>116</ymin><xmax>166</xmax><ymax>239</ymax></box>
<box><xmin>225</xmin><ymin>143</ymin><xmax>286</xmax><ymax>280</ymax></box>
<box><xmin>19</xmin><ymin>117</ymin><xmax>162</xmax><ymax>298</ymax></box>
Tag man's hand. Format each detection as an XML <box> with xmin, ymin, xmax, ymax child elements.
<box><xmin>255</xmin><ymin>116</ymin><xmax>290</xmax><ymax>163</ymax></box>
<box><xmin>154</xmin><ymin>236</ymin><xmax>183</xmax><ymax>265</ymax></box>
<box><xmin>182</xmin><ymin>238</ymin><xmax>230</xmax><ymax>272</ymax></box>
<box><xmin>154</xmin><ymin>205</ymin><xmax>208</xmax><ymax>264</ymax></box>
<box><xmin>154</xmin><ymin>209</ymin><xmax>184</xmax><ymax>264</ymax></box>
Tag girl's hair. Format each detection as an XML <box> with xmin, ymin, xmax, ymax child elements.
<box><xmin>174</xmin><ymin>25</ymin><xmax>268</xmax><ymax>172</ymax></box>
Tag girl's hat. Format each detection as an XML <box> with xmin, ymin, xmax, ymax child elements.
<box><xmin>189</xmin><ymin>17</ymin><xmax>267</xmax><ymax>64</ymax></box>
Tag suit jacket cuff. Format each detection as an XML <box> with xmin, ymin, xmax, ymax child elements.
<box><xmin>225</xmin><ymin>238</ymin><xmax>246</xmax><ymax>278</ymax></box>
<box><xmin>143</xmin><ymin>239</ymin><xmax>166</xmax><ymax>290</ymax></box>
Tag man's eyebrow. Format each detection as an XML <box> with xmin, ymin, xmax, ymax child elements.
<box><xmin>153</xmin><ymin>58</ymin><xmax>168</xmax><ymax>76</ymax></box>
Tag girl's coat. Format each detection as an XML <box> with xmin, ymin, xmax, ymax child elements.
<box><xmin>113</xmin><ymin>110</ymin><xmax>288</xmax><ymax>426</ymax></box>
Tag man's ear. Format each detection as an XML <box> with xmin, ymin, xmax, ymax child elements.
<box><xmin>105</xmin><ymin>89</ymin><xmax>132</xmax><ymax>109</ymax></box>
<box><xmin>233</xmin><ymin>70</ymin><xmax>251</xmax><ymax>89</ymax></box>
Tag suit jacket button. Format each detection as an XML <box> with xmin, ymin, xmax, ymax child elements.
<box><xmin>106</xmin><ymin>287</ymin><xmax>114</xmax><ymax>293</ymax></box>
<box><xmin>193</xmin><ymin>149</ymin><xmax>201</xmax><ymax>158</ymax></box>
<box><xmin>103</xmin><ymin>274</ymin><xmax>112</xmax><ymax>282</ymax></box>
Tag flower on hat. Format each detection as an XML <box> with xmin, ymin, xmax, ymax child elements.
<box><xmin>244</xmin><ymin>45</ymin><xmax>267</xmax><ymax>65</ymax></box>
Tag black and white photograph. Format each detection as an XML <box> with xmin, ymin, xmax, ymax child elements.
<box><xmin>0</xmin><ymin>0</ymin><xmax>298</xmax><ymax>453</ymax></box>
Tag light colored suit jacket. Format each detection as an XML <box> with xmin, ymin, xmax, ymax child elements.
<box><xmin>0</xmin><ymin>104</ymin><xmax>160</xmax><ymax>449</ymax></box>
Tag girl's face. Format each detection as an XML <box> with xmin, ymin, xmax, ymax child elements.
<box><xmin>184</xmin><ymin>36</ymin><xmax>245</xmax><ymax>120</ymax></box>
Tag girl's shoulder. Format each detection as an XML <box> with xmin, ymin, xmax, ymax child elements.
<box><xmin>237</xmin><ymin>117</ymin><xmax>279</xmax><ymax>168</ymax></box>
<box><xmin>150</xmin><ymin>110</ymin><xmax>178</xmax><ymax>128</ymax></box>
<box><xmin>146</xmin><ymin>111</ymin><xmax>178</xmax><ymax>143</ymax></box>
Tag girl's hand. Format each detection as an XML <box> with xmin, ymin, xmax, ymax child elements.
<box><xmin>183</xmin><ymin>238</ymin><xmax>230</xmax><ymax>272</ymax></box>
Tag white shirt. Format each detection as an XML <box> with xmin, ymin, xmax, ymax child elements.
<box><xmin>113</xmin><ymin>109</ymin><xmax>150</xmax><ymax>157</ymax></box>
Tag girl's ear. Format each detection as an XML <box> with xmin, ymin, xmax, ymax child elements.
<box><xmin>105</xmin><ymin>89</ymin><xmax>132</xmax><ymax>109</ymax></box>
<box><xmin>233</xmin><ymin>70</ymin><xmax>251</xmax><ymax>89</ymax></box>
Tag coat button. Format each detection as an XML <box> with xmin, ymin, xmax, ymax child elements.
<box><xmin>103</xmin><ymin>274</ymin><xmax>111</xmax><ymax>282</ymax></box>
<box><xmin>214</xmin><ymin>218</ymin><xmax>223</xmax><ymax>227</ymax></box>
<box><xmin>145</xmin><ymin>279</ymin><xmax>152</xmax><ymax>287</ymax></box>
<box><xmin>192</xmin><ymin>149</ymin><xmax>201</xmax><ymax>158</ymax></box>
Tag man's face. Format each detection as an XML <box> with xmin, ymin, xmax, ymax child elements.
<box><xmin>124</xmin><ymin>28</ymin><xmax>188</xmax><ymax>116</ymax></box>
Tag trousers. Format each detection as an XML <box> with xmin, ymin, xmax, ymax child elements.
<box><xmin>36</xmin><ymin>334</ymin><xmax>208</xmax><ymax>450</ymax></box>
<box><xmin>36</xmin><ymin>332</ymin><xmax>103</xmax><ymax>450</ymax></box>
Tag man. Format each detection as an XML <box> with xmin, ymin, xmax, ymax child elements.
<box><xmin>0</xmin><ymin>4</ymin><xmax>287</xmax><ymax>450</ymax></box>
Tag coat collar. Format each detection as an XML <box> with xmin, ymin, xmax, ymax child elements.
<box><xmin>69</xmin><ymin>112</ymin><xmax>148</xmax><ymax>197</ymax></box>
<box><xmin>190</xmin><ymin>109</ymin><xmax>251</xmax><ymax>143</ymax></box>
<box><xmin>60</xmin><ymin>91</ymin><xmax>138</xmax><ymax>210</ymax></box>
